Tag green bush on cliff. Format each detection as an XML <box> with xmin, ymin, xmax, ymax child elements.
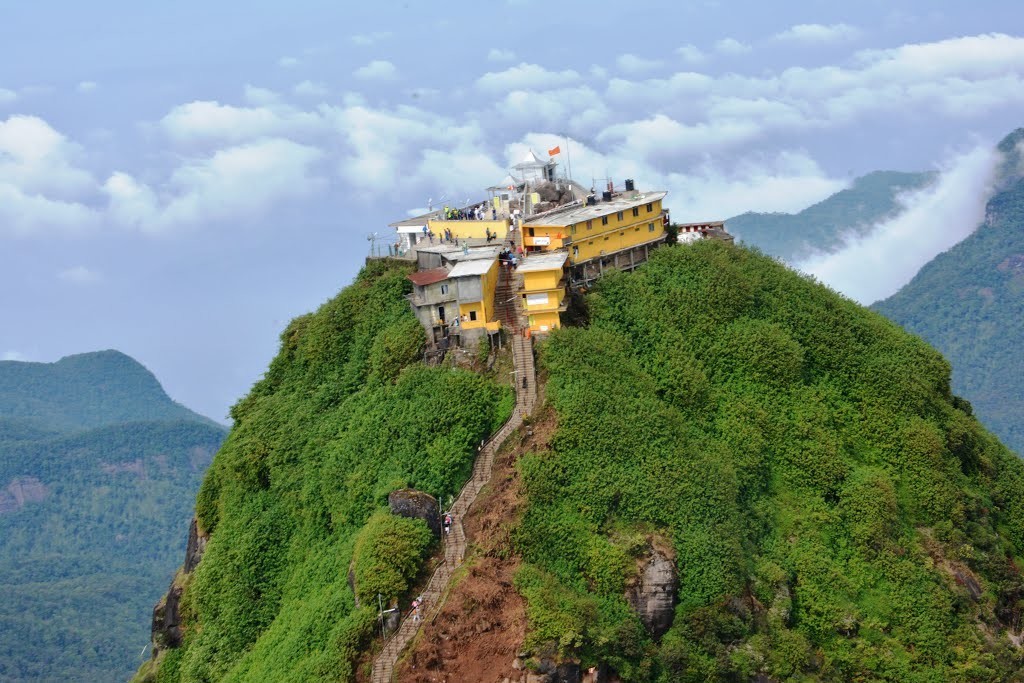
<box><xmin>518</xmin><ymin>241</ymin><xmax>1024</xmax><ymax>681</ymax></box>
<box><xmin>144</xmin><ymin>260</ymin><xmax>511</xmax><ymax>683</ymax></box>
<box><xmin>352</xmin><ymin>510</ymin><xmax>433</xmax><ymax>604</ymax></box>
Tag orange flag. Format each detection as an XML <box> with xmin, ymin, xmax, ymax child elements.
<box><xmin>547</xmin><ymin>145</ymin><xmax>561</xmax><ymax>156</ymax></box>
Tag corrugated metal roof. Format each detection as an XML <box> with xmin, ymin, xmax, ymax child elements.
<box><xmin>524</xmin><ymin>191</ymin><xmax>668</xmax><ymax>227</ymax></box>
<box><xmin>407</xmin><ymin>268</ymin><xmax>449</xmax><ymax>286</ymax></box>
<box><xmin>448</xmin><ymin>258</ymin><xmax>496</xmax><ymax>278</ymax></box>
<box><xmin>517</xmin><ymin>251</ymin><xmax>569</xmax><ymax>273</ymax></box>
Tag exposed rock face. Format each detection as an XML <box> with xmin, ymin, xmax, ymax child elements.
<box><xmin>388</xmin><ymin>488</ymin><xmax>441</xmax><ymax>538</ymax></box>
<box><xmin>625</xmin><ymin>546</ymin><xmax>678</xmax><ymax>640</ymax></box>
<box><xmin>0</xmin><ymin>476</ymin><xmax>48</xmax><ymax>514</ymax></box>
<box><xmin>183</xmin><ymin>517</ymin><xmax>208</xmax><ymax>573</ymax></box>
<box><xmin>151</xmin><ymin>583</ymin><xmax>184</xmax><ymax>650</ymax></box>
<box><xmin>151</xmin><ymin>516</ymin><xmax>208</xmax><ymax>656</ymax></box>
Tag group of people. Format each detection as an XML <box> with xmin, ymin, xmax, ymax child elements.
<box><xmin>499</xmin><ymin>245</ymin><xmax>524</xmax><ymax>269</ymax></box>
<box><xmin>444</xmin><ymin>204</ymin><xmax>497</xmax><ymax>221</ymax></box>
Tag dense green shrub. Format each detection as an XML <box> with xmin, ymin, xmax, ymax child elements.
<box><xmin>518</xmin><ymin>241</ymin><xmax>1024</xmax><ymax>681</ymax></box>
<box><xmin>351</xmin><ymin>510</ymin><xmax>433</xmax><ymax>604</ymax></box>
<box><xmin>144</xmin><ymin>261</ymin><xmax>511</xmax><ymax>683</ymax></box>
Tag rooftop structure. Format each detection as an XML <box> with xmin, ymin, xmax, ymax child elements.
<box><xmin>378</xmin><ymin>154</ymin><xmax>729</xmax><ymax>344</ymax></box>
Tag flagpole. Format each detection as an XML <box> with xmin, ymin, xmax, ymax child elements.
<box><xmin>564</xmin><ymin>136</ymin><xmax>573</xmax><ymax>182</ymax></box>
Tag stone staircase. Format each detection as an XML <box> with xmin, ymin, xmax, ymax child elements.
<box><xmin>370</xmin><ymin>243</ymin><xmax>536</xmax><ymax>683</ymax></box>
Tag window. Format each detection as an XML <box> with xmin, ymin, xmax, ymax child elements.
<box><xmin>648</xmin><ymin>222</ymin><xmax>655</xmax><ymax>232</ymax></box>
<box><xmin>635</xmin><ymin>226</ymin><xmax>640</xmax><ymax>232</ymax></box>
<box><xmin>438</xmin><ymin>305</ymin><xmax>446</xmax><ymax>321</ymax></box>
<box><xmin>586</xmin><ymin>219</ymin><xmax>593</xmax><ymax>230</ymax></box>
<box><xmin>601</xmin><ymin>216</ymin><xmax>608</xmax><ymax>226</ymax></box>
<box><xmin>632</xmin><ymin>207</ymin><xmax>639</xmax><ymax>217</ymax></box>
<box><xmin>572</xmin><ymin>246</ymin><xmax>579</xmax><ymax>257</ymax></box>
<box><xmin>469</xmin><ymin>310</ymin><xmax>477</xmax><ymax>321</ymax></box>
<box><xmin>528</xmin><ymin>228</ymin><xmax>535</xmax><ymax>236</ymax></box>
<box><xmin>646</xmin><ymin>202</ymin><xmax>654</xmax><ymax>212</ymax></box>
<box><xmin>440</xmin><ymin>284</ymin><xmax>448</xmax><ymax>295</ymax></box>
<box><xmin>616</xmin><ymin>211</ymin><xmax>624</xmax><ymax>220</ymax></box>
<box><xmin>604</xmin><ymin>236</ymin><xmax>610</xmax><ymax>241</ymax></box>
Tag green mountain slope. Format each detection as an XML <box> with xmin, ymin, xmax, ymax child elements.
<box><xmin>137</xmin><ymin>260</ymin><xmax>512</xmax><ymax>683</ymax></box>
<box><xmin>518</xmin><ymin>241</ymin><xmax>1024</xmax><ymax>681</ymax></box>
<box><xmin>726</xmin><ymin>170</ymin><xmax>937</xmax><ymax>261</ymax></box>
<box><xmin>0</xmin><ymin>350</ymin><xmax>218</xmax><ymax>433</ymax></box>
<box><xmin>875</xmin><ymin>129</ymin><xmax>1024</xmax><ymax>456</ymax></box>
<box><xmin>0</xmin><ymin>353</ymin><xmax>227</xmax><ymax>683</ymax></box>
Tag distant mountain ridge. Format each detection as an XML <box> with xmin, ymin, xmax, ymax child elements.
<box><xmin>0</xmin><ymin>350</ymin><xmax>227</xmax><ymax>682</ymax></box>
<box><xmin>727</xmin><ymin>170</ymin><xmax>937</xmax><ymax>261</ymax></box>
<box><xmin>875</xmin><ymin>128</ymin><xmax>1024</xmax><ymax>455</ymax></box>
<box><xmin>0</xmin><ymin>349</ymin><xmax>218</xmax><ymax>432</ymax></box>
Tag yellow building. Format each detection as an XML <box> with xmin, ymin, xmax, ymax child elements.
<box><xmin>448</xmin><ymin>257</ymin><xmax>501</xmax><ymax>334</ymax></box>
<box><xmin>522</xmin><ymin>190</ymin><xmax>668</xmax><ymax>286</ymax></box>
<box><xmin>516</xmin><ymin>251</ymin><xmax>569</xmax><ymax>334</ymax></box>
<box><xmin>407</xmin><ymin>248</ymin><xmax>502</xmax><ymax>345</ymax></box>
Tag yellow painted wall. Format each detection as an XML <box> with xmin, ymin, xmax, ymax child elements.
<box><xmin>457</xmin><ymin>259</ymin><xmax>499</xmax><ymax>330</ymax></box>
<box><xmin>522</xmin><ymin>288</ymin><xmax>565</xmax><ymax>313</ymax></box>
<box><xmin>570</xmin><ymin>220</ymin><xmax>663</xmax><ymax>263</ymax></box>
<box><xmin>527</xmin><ymin>311</ymin><xmax>561</xmax><ymax>333</ymax></box>
<box><xmin>529</xmin><ymin>199</ymin><xmax>665</xmax><ymax>263</ymax></box>
<box><xmin>522</xmin><ymin>225</ymin><xmax>570</xmax><ymax>249</ymax></box>
<box><xmin>522</xmin><ymin>268</ymin><xmax>562</xmax><ymax>292</ymax></box>
<box><xmin>427</xmin><ymin>219</ymin><xmax>509</xmax><ymax>241</ymax></box>
<box><xmin>458</xmin><ymin>301</ymin><xmax>485</xmax><ymax>329</ymax></box>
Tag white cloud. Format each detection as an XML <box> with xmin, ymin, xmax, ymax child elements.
<box><xmin>476</xmin><ymin>63</ymin><xmax>581</xmax><ymax>92</ymax></box>
<box><xmin>675</xmin><ymin>44</ymin><xmax>706</xmax><ymax>64</ymax></box>
<box><xmin>77</xmin><ymin>80</ymin><xmax>98</xmax><ymax>93</ymax></box>
<box><xmin>488</xmin><ymin>48</ymin><xmax>516</xmax><ymax>62</ymax></box>
<box><xmin>495</xmin><ymin>86</ymin><xmax>609</xmax><ymax>134</ymax></box>
<box><xmin>351</xmin><ymin>31</ymin><xmax>391</xmax><ymax>46</ymax></box>
<box><xmin>104</xmin><ymin>138</ymin><xmax>326</xmax><ymax>233</ymax></box>
<box><xmin>715</xmin><ymin>38</ymin><xmax>752</xmax><ymax>55</ymax></box>
<box><xmin>509</xmin><ymin>133</ymin><xmax>845</xmax><ymax>221</ymax></box>
<box><xmin>159</xmin><ymin>100</ymin><xmax>324</xmax><ymax>144</ymax></box>
<box><xmin>0</xmin><ymin>116</ymin><xmax>98</xmax><ymax>237</ymax></box>
<box><xmin>354</xmin><ymin>60</ymin><xmax>397</xmax><ymax>81</ymax></box>
<box><xmin>0</xmin><ymin>115</ymin><xmax>95</xmax><ymax>196</ymax></box>
<box><xmin>597</xmin><ymin>113</ymin><xmax>764</xmax><ymax>160</ymax></box>
<box><xmin>278</xmin><ymin>56</ymin><xmax>300</xmax><ymax>68</ymax></box>
<box><xmin>798</xmin><ymin>143</ymin><xmax>1000</xmax><ymax>304</ymax></box>
<box><xmin>1</xmin><ymin>351</ymin><xmax>27</xmax><ymax>361</ymax></box>
<box><xmin>774</xmin><ymin>23</ymin><xmax>860</xmax><ymax>44</ymax></box>
<box><xmin>243</xmin><ymin>85</ymin><xmax>280</xmax><ymax>106</ymax></box>
<box><xmin>323</xmin><ymin>103</ymin><xmax>500</xmax><ymax>197</ymax></box>
<box><xmin>57</xmin><ymin>265</ymin><xmax>101</xmax><ymax>284</ymax></box>
<box><xmin>616</xmin><ymin>53</ymin><xmax>663</xmax><ymax>73</ymax></box>
<box><xmin>0</xmin><ymin>184</ymin><xmax>98</xmax><ymax>237</ymax></box>
<box><xmin>293</xmin><ymin>80</ymin><xmax>329</xmax><ymax>97</ymax></box>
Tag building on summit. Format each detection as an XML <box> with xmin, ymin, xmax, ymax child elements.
<box><xmin>380</xmin><ymin>148</ymin><xmax>730</xmax><ymax>346</ymax></box>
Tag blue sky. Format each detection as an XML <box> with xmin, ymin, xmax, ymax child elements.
<box><xmin>2</xmin><ymin>0</ymin><xmax>1023</xmax><ymax>421</ymax></box>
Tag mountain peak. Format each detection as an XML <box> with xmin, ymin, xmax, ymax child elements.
<box><xmin>0</xmin><ymin>349</ymin><xmax>218</xmax><ymax>432</ymax></box>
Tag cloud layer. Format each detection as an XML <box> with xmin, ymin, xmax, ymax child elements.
<box><xmin>798</xmin><ymin>143</ymin><xmax>1001</xmax><ymax>304</ymax></box>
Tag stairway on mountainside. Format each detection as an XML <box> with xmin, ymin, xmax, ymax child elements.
<box><xmin>370</xmin><ymin>233</ymin><xmax>536</xmax><ymax>683</ymax></box>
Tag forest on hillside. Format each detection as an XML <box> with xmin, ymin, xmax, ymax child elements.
<box><xmin>876</xmin><ymin>130</ymin><xmax>1024</xmax><ymax>457</ymax></box>
<box><xmin>517</xmin><ymin>241</ymin><xmax>1024</xmax><ymax>681</ymax></box>
<box><xmin>0</xmin><ymin>352</ymin><xmax>227</xmax><ymax>683</ymax></box>
<box><xmin>137</xmin><ymin>261</ymin><xmax>513</xmax><ymax>683</ymax></box>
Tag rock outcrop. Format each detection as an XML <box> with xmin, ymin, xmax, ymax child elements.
<box><xmin>150</xmin><ymin>517</ymin><xmax>208</xmax><ymax>656</ymax></box>
<box><xmin>0</xmin><ymin>476</ymin><xmax>48</xmax><ymax>514</ymax></box>
<box><xmin>388</xmin><ymin>488</ymin><xmax>441</xmax><ymax>538</ymax></box>
<box><xmin>625</xmin><ymin>545</ymin><xmax>678</xmax><ymax>640</ymax></box>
